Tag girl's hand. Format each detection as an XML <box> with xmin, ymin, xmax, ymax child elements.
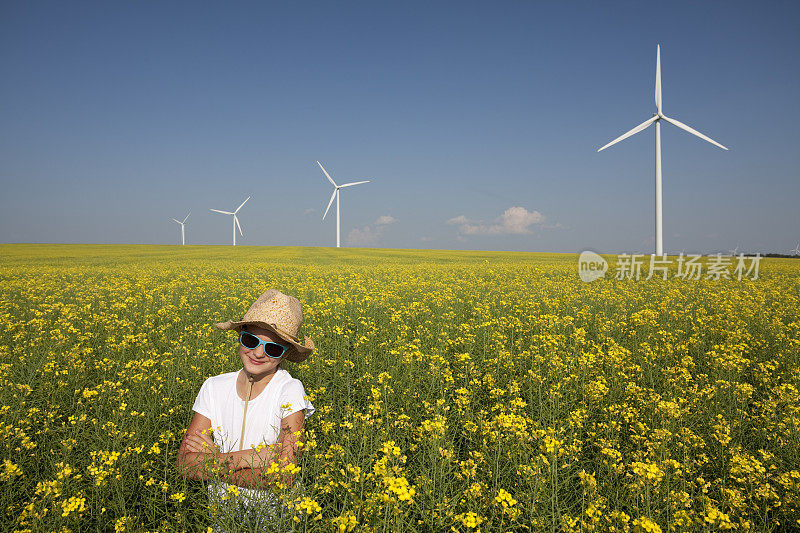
<box><xmin>183</xmin><ymin>430</ymin><xmax>219</xmax><ymax>455</ymax></box>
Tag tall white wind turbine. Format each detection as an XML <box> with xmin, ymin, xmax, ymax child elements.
<box><xmin>317</xmin><ymin>161</ymin><xmax>370</xmax><ymax>247</ymax></box>
<box><xmin>171</xmin><ymin>212</ymin><xmax>190</xmax><ymax>245</ymax></box>
<box><xmin>598</xmin><ymin>45</ymin><xmax>728</xmax><ymax>256</ymax></box>
<box><xmin>210</xmin><ymin>196</ymin><xmax>250</xmax><ymax>246</ymax></box>
<box><xmin>792</xmin><ymin>243</ymin><xmax>800</xmax><ymax>256</ymax></box>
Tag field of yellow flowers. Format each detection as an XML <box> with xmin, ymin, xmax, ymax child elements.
<box><xmin>1</xmin><ymin>244</ymin><xmax>799</xmax><ymax>532</ymax></box>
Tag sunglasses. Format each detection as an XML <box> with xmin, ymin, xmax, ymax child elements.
<box><xmin>239</xmin><ymin>331</ymin><xmax>289</xmax><ymax>359</ymax></box>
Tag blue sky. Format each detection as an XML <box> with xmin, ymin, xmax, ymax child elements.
<box><xmin>1</xmin><ymin>1</ymin><xmax>798</xmax><ymax>254</ymax></box>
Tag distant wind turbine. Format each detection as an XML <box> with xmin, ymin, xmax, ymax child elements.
<box><xmin>728</xmin><ymin>245</ymin><xmax>739</xmax><ymax>256</ymax></box>
<box><xmin>317</xmin><ymin>161</ymin><xmax>370</xmax><ymax>247</ymax></box>
<box><xmin>210</xmin><ymin>196</ymin><xmax>250</xmax><ymax>246</ymax></box>
<box><xmin>171</xmin><ymin>212</ymin><xmax>190</xmax><ymax>245</ymax></box>
<box><xmin>792</xmin><ymin>243</ymin><xmax>800</xmax><ymax>256</ymax></box>
<box><xmin>598</xmin><ymin>45</ymin><xmax>728</xmax><ymax>256</ymax></box>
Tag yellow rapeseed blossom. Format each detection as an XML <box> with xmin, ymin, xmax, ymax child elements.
<box><xmin>114</xmin><ymin>516</ymin><xmax>129</xmax><ymax>532</ymax></box>
<box><xmin>60</xmin><ymin>496</ymin><xmax>86</xmax><ymax>518</ymax></box>
<box><xmin>632</xmin><ymin>516</ymin><xmax>662</xmax><ymax>533</ymax></box>
<box><xmin>456</xmin><ymin>511</ymin><xmax>484</xmax><ymax>529</ymax></box>
<box><xmin>332</xmin><ymin>512</ymin><xmax>358</xmax><ymax>532</ymax></box>
<box><xmin>1</xmin><ymin>459</ymin><xmax>22</xmax><ymax>481</ymax></box>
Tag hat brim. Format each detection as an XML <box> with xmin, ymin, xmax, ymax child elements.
<box><xmin>214</xmin><ymin>320</ymin><xmax>314</xmax><ymax>363</ymax></box>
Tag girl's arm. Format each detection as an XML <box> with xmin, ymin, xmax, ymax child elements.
<box><xmin>177</xmin><ymin>413</ymin><xmax>264</xmax><ymax>479</ymax></box>
<box><xmin>177</xmin><ymin>411</ymin><xmax>306</xmax><ymax>489</ymax></box>
<box><xmin>176</xmin><ymin>412</ymin><xmax>217</xmax><ymax>480</ymax></box>
<box><xmin>221</xmin><ymin>410</ymin><xmax>305</xmax><ymax>489</ymax></box>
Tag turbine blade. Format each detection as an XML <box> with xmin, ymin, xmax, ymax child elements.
<box><xmin>317</xmin><ymin>161</ymin><xmax>337</xmax><ymax>187</ymax></box>
<box><xmin>183</xmin><ymin>212</ymin><xmax>191</xmax><ymax>223</ymax></box>
<box><xmin>661</xmin><ymin>115</ymin><xmax>728</xmax><ymax>150</ymax></box>
<box><xmin>655</xmin><ymin>44</ymin><xmax>662</xmax><ymax>114</ymax></box>
<box><xmin>235</xmin><ymin>216</ymin><xmax>243</xmax><ymax>236</ymax></box>
<box><xmin>339</xmin><ymin>180</ymin><xmax>370</xmax><ymax>188</ymax></box>
<box><xmin>322</xmin><ymin>189</ymin><xmax>336</xmax><ymax>220</ymax></box>
<box><xmin>172</xmin><ymin>218</ymin><xmax>181</xmax><ymax>224</ymax></box>
<box><xmin>597</xmin><ymin>116</ymin><xmax>657</xmax><ymax>152</ymax></box>
<box><xmin>210</xmin><ymin>209</ymin><xmax>233</xmax><ymax>215</ymax></box>
<box><xmin>235</xmin><ymin>196</ymin><xmax>250</xmax><ymax>213</ymax></box>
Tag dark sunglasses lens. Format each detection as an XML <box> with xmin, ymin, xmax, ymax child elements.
<box><xmin>264</xmin><ymin>343</ymin><xmax>285</xmax><ymax>358</ymax></box>
<box><xmin>240</xmin><ymin>332</ymin><xmax>260</xmax><ymax>349</ymax></box>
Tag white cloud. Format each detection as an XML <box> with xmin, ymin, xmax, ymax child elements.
<box><xmin>420</xmin><ymin>236</ymin><xmax>434</xmax><ymax>242</ymax></box>
<box><xmin>498</xmin><ymin>206</ymin><xmax>544</xmax><ymax>233</ymax></box>
<box><xmin>346</xmin><ymin>215</ymin><xmax>397</xmax><ymax>246</ymax></box>
<box><xmin>346</xmin><ymin>226</ymin><xmax>380</xmax><ymax>246</ymax></box>
<box><xmin>375</xmin><ymin>215</ymin><xmax>397</xmax><ymax>225</ymax></box>
<box><xmin>447</xmin><ymin>215</ymin><xmax>469</xmax><ymax>225</ymax></box>
<box><xmin>450</xmin><ymin>207</ymin><xmax>547</xmax><ymax>236</ymax></box>
<box><xmin>303</xmin><ymin>208</ymin><xmax>315</xmax><ymax>215</ymax></box>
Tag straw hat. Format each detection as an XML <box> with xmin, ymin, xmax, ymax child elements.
<box><xmin>214</xmin><ymin>289</ymin><xmax>314</xmax><ymax>362</ymax></box>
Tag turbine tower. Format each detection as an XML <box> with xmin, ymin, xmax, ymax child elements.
<box><xmin>317</xmin><ymin>161</ymin><xmax>370</xmax><ymax>247</ymax></box>
<box><xmin>598</xmin><ymin>45</ymin><xmax>728</xmax><ymax>256</ymax></box>
<box><xmin>210</xmin><ymin>196</ymin><xmax>250</xmax><ymax>246</ymax></box>
<box><xmin>171</xmin><ymin>212</ymin><xmax>190</xmax><ymax>245</ymax></box>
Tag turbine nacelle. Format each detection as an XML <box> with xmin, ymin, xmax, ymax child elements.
<box><xmin>172</xmin><ymin>211</ymin><xmax>190</xmax><ymax>225</ymax></box>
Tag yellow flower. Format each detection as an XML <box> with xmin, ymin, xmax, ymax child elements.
<box><xmin>1</xmin><ymin>459</ymin><xmax>22</xmax><ymax>481</ymax></box>
<box><xmin>296</xmin><ymin>497</ymin><xmax>322</xmax><ymax>515</ymax></box>
<box><xmin>114</xmin><ymin>516</ymin><xmax>129</xmax><ymax>532</ymax></box>
<box><xmin>456</xmin><ymin>511</ymin><xmax>483</xmax><ymax>529</ymax></box>
<box><xmin>494</xmin><ymin>488</ymin><xmax>517</xmax><ymax>508</ymax></box>
<box><xmin>60</xmin><ymin>496</ymin><xmax>86</xmax><ymax>518</ymax></box>
<box><xmin>332</xmin><ymin>512</ymin><xmax>358</xmax><ymax>532</ymax></box>
<box><xmin>632</xmin><ymin>516</ymin><xmax>662</xmax><ymax>533</ymax></box>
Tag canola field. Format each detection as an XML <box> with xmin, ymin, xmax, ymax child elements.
<box><xmin>1</xmin><ymin>244</ymin><xmax>799</xmax><ymax>533</ymax></box>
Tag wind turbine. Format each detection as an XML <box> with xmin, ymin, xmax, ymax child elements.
<box><xmin>171</xmin><ymin>212</ymin><xmax>190</xmax><ymax>245</ymax></box>
<box><xmin>317</xmin><ymin>161</ymin><xmax>370</xmax><ymax>247</ymax></box>
<box><xmin>210</xmin><ymin>196</ymin><xmax>250</xmax><ymax>246</ymax></box>
<box><xmin>728</xmin><ymin>245</ymin><xmax>739</xmax><ymax>256</ymax></box>
<box><xmin>792</xmin><ymin>243</ymin><xmax>800</xmax><ymax>256</ymax></box>
<box><xmin>598</xmin><ymin>45</ymin><xmax>728</xmax><ymax>256</ymax></box>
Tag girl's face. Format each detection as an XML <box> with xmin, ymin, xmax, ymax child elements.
<box><xmin>239</xmin><ymin>325</ymin><xmax>286</xmax><ymax>377</ymax></box>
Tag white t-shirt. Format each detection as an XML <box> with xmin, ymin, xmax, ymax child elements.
<box><xmin>193</xmin><ymin>368</ymin><xmax>315</xmax><ymax>451</ymax></box>
<box><xmin>191</xmin><ymin>368</ymin><xmax>315</xmax><ymax>510</ymax></box>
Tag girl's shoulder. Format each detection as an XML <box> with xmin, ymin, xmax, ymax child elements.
<box><xmin>274</xmin><ymin>369</ymin><xmax>310</xmax><ymax>397</ymax></box>
<box><xmin>201</xmin><ymin>370</ymin><xmax>239</xmax><ymax>391</ymax></box>
<box><xmin>276</xmin><ymin>368</ymin><xmax>306</xmax><ymax>387</ymax></box>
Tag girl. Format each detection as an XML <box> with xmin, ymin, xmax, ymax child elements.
<box><xmin>177</xmin><ymin>289</ymin><xmax>315</xmax><ymax>530</ymax></box>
